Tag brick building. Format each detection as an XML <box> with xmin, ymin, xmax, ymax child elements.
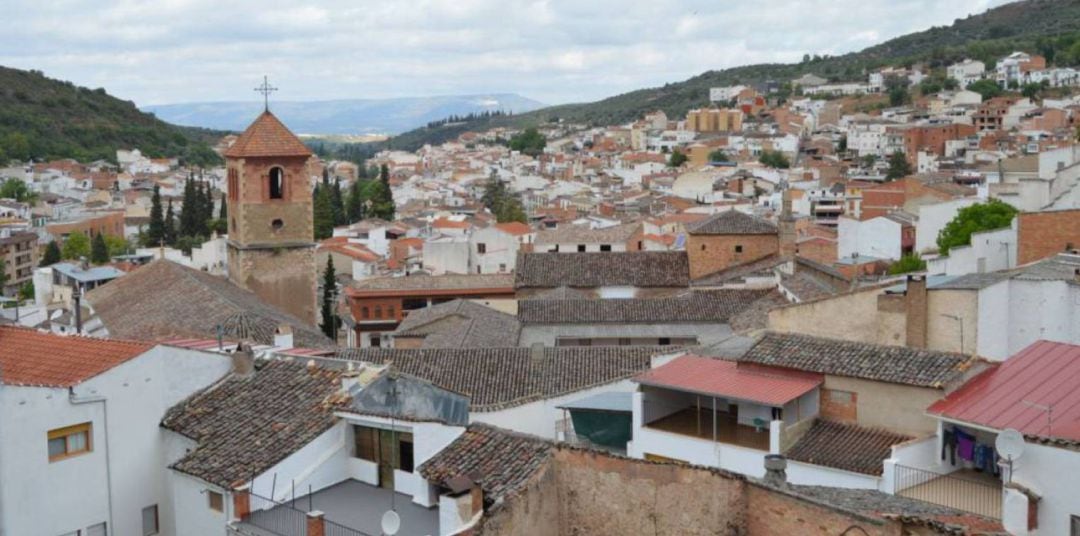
<box><xmin>224</xmin><ymin>110</ymin><xmax>319</xmax><ymax>324</ymax></box>
<box><xmin>1017</xmin><ymin>208</ymin><xmax>1080</xmax><ymax>265</ymax></box>
<box><xmin>46</xmin><ymin>211</ymin><xmax>125</xmax><ymax>240</ymax></box>
<box><xmin>899</xmin><ymin>123</ymin><xmax>976</xmax><ymax>163</ymax></box>
<box><xmin>685</xmin><ymin>211</ymin><xmax>779</xmax><ymax>279</ymax></box>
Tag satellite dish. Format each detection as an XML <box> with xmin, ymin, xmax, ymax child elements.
<box><xmin>381</xmin><ymin>510</ymin><xmax>401</xmax><ymax>536</ymax></box>
<box><xmin>996</xmin><ymin>428</ymin><xmax>1026</xmax><ymax>460</ymax></box>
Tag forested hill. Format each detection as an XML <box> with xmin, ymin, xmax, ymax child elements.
<box><xmin>388</xmin><ymin>0</ymin><xmax>1080</xmax><ymax>150</ymax></box>
<box><xmin>0</xmin><ymin>66</ymin><xmax>224</xmax><ymax>167</ymax></box>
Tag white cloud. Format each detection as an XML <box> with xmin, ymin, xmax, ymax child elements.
<box><xmin>0</xmin><ymin>0</ymin><xmax>1011</xmax><ymax>106</ymax></box>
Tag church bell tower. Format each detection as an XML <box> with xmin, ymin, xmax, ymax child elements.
<box><xmin>224</xmin><ymin>102</ymin><xmax>318</xmax><ymax>325</ymax></box>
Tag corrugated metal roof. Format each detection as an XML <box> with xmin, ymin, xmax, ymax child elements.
<box><xmin>633</xmin><ymin>355</ymin><xmax>822</xmax><ymax>406</ymax></box>
<box><xmin>928</xmin><ymin>340</ymin><xmax>1080</xmax><ymax>442</ymax></box>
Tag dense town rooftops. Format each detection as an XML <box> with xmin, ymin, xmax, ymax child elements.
<box><xmin>161</xmin><ymin>358</ymin><xmax>348</xmax><ymax>489</ymax></box>
<box><xmin>686</xmin><ymin>210</ymin><xmax>778</xmax><ymax>235</ymax></box>
<box><xmin>514</xmin><ymin>251</ymin><xmax>690</xmax><ymax>289</ymax></box>
<box><xmin>223</xmin><ymin>111</ymin><xmax>313</xmax><ymax>159</ymax></box>
<box><xmin>534</xmin><ymin>222</ymin><xmax>641</xmax><ymax>245</ymax></box>
<box><xmin>0</xmin><ymin>326</ymin><xmax>152</xmax><ymax>387</ymax></box>
<box><xmin>335</xmin><ymin>346</ymin><xmax>664</xmax><ymax>411</ymax></box>
<box><xmin>518</xmin><ymin>289</ymin><xmax>774</xmax><ymax>324</ymax></box>
<box><xmin>785</xmin><ymin>419</ymin><xmax>913</xmax><ymax>475</ymax></box>
<box><xmin>739</xmin><ymin>332</ymin><xmax>974</xmax><ymax>388</ymax></box>
<box><xmin>85</xmin><ymin>259</ymin><xmax>332</xmax><ymax>348</ymax></box>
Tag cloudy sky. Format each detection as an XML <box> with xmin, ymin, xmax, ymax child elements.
<box><xmin>0</xmin><ymin>0</ymin><xmax>1010</xmax><ymax>107</ymax></box>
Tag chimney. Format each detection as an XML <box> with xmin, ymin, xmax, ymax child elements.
<box><xmin>778</xmin><ymin>189</ymin><xmax>797</xmax><ymax>261</ymax></box>
<box><xmin>79</xmin><ymin>256</ymin><xmax>90</xmax><ymax>272</ymax></box>
<box><xmin>905</xmin><ymin>274</ymin><xmax>929</xmax><ymax>348</ymax></box>
<box><xmin>231</xmin><ymin>344</ymin><xmax>255</xmax><ymax>377</ymax></box>
<box><xmin>763</xmin><ymin>454</ymin><xmax>788</xmax><ymax>487</ymax></box>
<box><xmin>274</xmin><ymin>324</ymin><xmax>294</xmax><ymax>349</ymax></box>
<box><xmin>72</xmin><ymin>286</ymin><xmax>83</xmax><ymax>334</ymax></box>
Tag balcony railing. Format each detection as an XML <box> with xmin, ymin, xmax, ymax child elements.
<box><xmin>894</xmin><ymin>464</ymin><xmax>1002</xmax><ymax>519</ymax></box>
<box><xmin>240</xmin><ymin>492</ymin><xmax>373</xmax><ymax>536</ymax></box>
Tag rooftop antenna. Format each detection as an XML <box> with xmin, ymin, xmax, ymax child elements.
<box><xmin>254</xmin><ymin>75</ymin><xmax>278</xmax><ymax>112</ymax></box>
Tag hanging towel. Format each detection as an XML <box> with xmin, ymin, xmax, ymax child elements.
<box><xmin>957</xmin><ymin>431</ymin><xmax>975</xmax><ymax>461</ymax></box>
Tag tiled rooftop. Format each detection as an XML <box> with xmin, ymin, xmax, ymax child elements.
<box><xmin>515</xmin><ymin>251</ymin><xmax>690</xmax><ymax>289</ymax></box>
<box><xmin>223</xmin><ymin>111</ymin><xmax>313</xmax><ymax>159</ymax></box>
<box><xmin>0</xmin><ymin>326</ymin><xmax>152</xmax><ymax>387</ymax></box>
<box><xmin>786</xmin><ymin>419</ymin><xmax>913</xmax><ymax>475</ymax></box>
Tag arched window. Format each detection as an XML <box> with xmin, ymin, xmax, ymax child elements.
<box><xmin>269</xmin><ymin>167</ymin><xmax>285</xmax><ymax>199</ymax></box>
<box><xmin>374</xmin><ymin>306</ymin><xmax>383</xmax><ymax>318</ymax></box>
<box><xmin>361</xmin><ymin>307</ymin><xmax>369</xmax><ymax>319</ymax></box>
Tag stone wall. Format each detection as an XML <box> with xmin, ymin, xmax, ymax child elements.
<box><xmin>474</xmin><ymin>462</ymin><xmax>560</xmax><ymax>536</ymax></box>
<box><xmin>686</xmin><ymin>234</ymin><xmax>779</xmax><ymax>279</ymax></box>
<box><xmin>745</xmin><ymin>485</ymin><xmax>899</xmax><ymax>536</ymax></box>
<box><xmin>228</xmin><ymin>245</ymin><xmax>318</xmax><ymax>324</ymax></box>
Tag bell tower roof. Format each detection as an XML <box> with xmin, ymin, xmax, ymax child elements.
<box><xmin>224</xmin><ymin>111</ymin><xmax>313</xmax><ymax>159</ymax></box>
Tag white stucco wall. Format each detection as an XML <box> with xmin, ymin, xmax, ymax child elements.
<box><xmin>473</xmin><ymin>379</ymin><xmax>637</xmax><ymax>440</ymax></box>
<box><xmin>838</xmin><ymin>216</ymin><xmax>902</xmax><ymax>260</ymax></box>
<box><xmin>0</xmin><ymin>345</ymin><xmax>231</xmax><ymax>536</ymax></box>
<box><xmin>916</xmin><ymin>198</ymin><xmax>978</xmax><ymax>253</ymax></box>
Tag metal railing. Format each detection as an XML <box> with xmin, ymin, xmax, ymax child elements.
<box><xmin>894</xmin><ymin>464</ymin><xmax>1002</xmax><ymax>519</ymax></box>
<box><xmin>242</xmin><ymin>492</ymin><xmax>308</xmax><ymax>536</ymax></box>
<box><xmin>323</xmin><ymin>518</ymin><xmax>374</xmax><ymax>536</ymax></box>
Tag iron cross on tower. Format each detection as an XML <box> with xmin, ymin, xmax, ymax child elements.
<box><xmin>254</xmin><ymin>75</ymin><xmax>278</xmax><ymax>112</ymax></box>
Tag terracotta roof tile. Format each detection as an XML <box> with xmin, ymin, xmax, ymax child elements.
<box><xmin>515</xmin><ymin>251</ymin><xmax>689</xmax><ymax>289</ymax></box>
<box><xmin>0</xmin><ymin>326</ymin><xmax>152</xmax><ymax>387</ymax></box>
<box><xmin>223</xmin><ymin>111</ymin><xmax>313</xmax><ymax>159</ymax></box>
<box><xmin>786</xmin><ymin>419</ymin><xmax>912</xmax><ymax>475</ymax></box>
<box><xmin>419</xmin><ymin>424</ymin><xmax>553</xmax><ymax>503</ymax></box>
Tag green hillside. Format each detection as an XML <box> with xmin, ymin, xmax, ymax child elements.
<box><xmin>0</xmin><ymin>66</ymin><xmax>224</xmax><ymax>166</ymax></box>
<box><xmin>389</xmin><ymin>0</ymin><xmax>1080</xmax><ymax>150</ymax></box>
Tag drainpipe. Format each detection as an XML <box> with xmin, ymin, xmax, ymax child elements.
<box><xmin>70</xmin><ymin>392</ymin><xmax>114</xmax><ymax>536</ymax></box>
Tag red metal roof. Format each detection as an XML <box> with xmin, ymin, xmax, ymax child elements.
<box><xmin>634</xmin><ymin>355</ymin><xmax>822</xmax><ymax>406</ymax></box>
<box><xmin>928</xmin><ymin>340</ymin><xmax>1080</xmax><ymax>441</ymax></box>
<box><xmin>0</xmin><ymin>326</ymin><xmax>153</xmax><ymax>387</ymax></box>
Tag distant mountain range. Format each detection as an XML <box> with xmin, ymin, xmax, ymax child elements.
<box><xmin>141</xmin><ymin>94</ymin><xmax>546</xmax><ymax>135</ymax></box>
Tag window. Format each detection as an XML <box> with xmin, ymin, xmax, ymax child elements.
<box><xmin>618</xmin><ymin>338</ymin><xmax>631</xmax><ymax>346</ymax></box>
<box><xmin>271</xmin><ymin>219</ymin><xmax>284</xmax><ymax>231</ymax></box>
<box><xmin>734</xmin><ymin>245</ymin><xmax>743</xmax><ymax>253</ymax></box>
<box><xmin>577</xmin><ymin>244</ymin><xmax>586</xmax><ymax>252</ymax></box>
<box><xmin>142</xmin><ymin>505</ymin><xmax>159</xmax><ymax>536</ymax></box>
<box><xmin>658</xmin><ymin>337</ymin><xmax>671</xmax><ymax>346</ymax></box>
<box><xmin>476</xmin><ymin>266</ymin><xmax>482</xmax><ymax>274</ymax></box>
<box><xmin>398</xmin><ymin>437</ymin><xmax>415</xmax><ymax>473</ymax></box>
<box><xmin>374</xmin><ymin>306</ymin><xmax>382</xmax><ymax>318</ymax></box>
<box><xmin>360</xmin><ymin>307</ymin><xmax>369</xmax><ymax>319</ymax></box>
<box><xmin>700</xmin><ymin>244</ymin><xmax>706</xmax><ymax>251</ymax></box>
<box><xmin>499</xmin><ymin>263</ymin><xmax>507</xmax><ymax>272</ymax></box>
<box><xmin>477</xmin><ymin>243</ymin><xmax>487</xmax><ymax>254</ymax></box>
<box><xmin>354</xmin><ymin>425</ymin><xmax>378</xmax><ymax>461</ymax></box>
<box><xmin>387</xmin><ymin>306</ymin><xmax>395</xmax><ymax>318</ymax></box>
<box><xmin>600</xmin><ymin>244</ymin><xmax>612</xmax><ymax>252</ymax></box>
<box><xmin>228</xmin><ymin>168</ymin><xmax>239</xmax><ymax>201</ymax></box>
<box><xmin>48</xmin><ymin>423</ymin><xmax>92</xmax><ymax>461</ymax></box>
<box><xmin>1071</xmin><ymin>515</ymin><xmax>1080</xmax><ymax>536</ymax></box>
<box><xmin>269</xmin><ymin>167</ymin><xmax>285</xmax><ymax>199</ymax></box>
<box><xmin>208</xmin><ymin>491</ymin><xmax>224</xmax><ymax>512</ymax></box>
<box><xmin>553</xmin><ymin>245</ymin><xmax>559</xmax><ymax>252</ymax></box>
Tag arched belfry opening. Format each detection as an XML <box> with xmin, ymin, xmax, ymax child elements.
<box><xmin>269</xmin><ymin>167</ymin><xmax>285</xmax><ymax>199</ymax></box>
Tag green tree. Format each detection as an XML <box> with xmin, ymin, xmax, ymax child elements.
<box><xmin>18</xmin><ymin>281</ymin><xmax>33</xmax><ymax>301</ymax></box>
<box><xmin>180</xmin><ymin>175</ymin><xmax>197</xmax><ymax>237</ymax></box>
<box><xmin>219</xmin><ymin>195</ymin><xmax>227</xmax><ymax>221</ymax></box>
<box><xmin>1</xmin><ymin>132</ymin><xmax>30</xmax><ymax>161</ymax></box>
<box><xmin>319</xmin><ymin>256</ymin><xmax>338</xmax><ymax>339</ymax></box>
<box><xmin>104</xmin><ymin>235</ymin><xmax>130</xmax><ymax>257</ymax></box>
<box><xmin>40</xmin><ymin>240</ymin><xmax>61</xmax><ymax>267</ymax></box>
<box><xmin>0</xmin><ymin>178</ymin><xmax>36</xmax><ymax>203</ymax></box>
<box><xmin>668</xmin><ymin>150</ymin><xmax>688</xmax><ymax>168</ymax></box>
<box><xmin>888</xmin><ymin>253</ymin><xmax>927</xmax><ymax>275</ymax></box>
<box><xmin>344</xmin><ymin>180</ymin><xmax>367</xmax><ymax>223</ymax></box>
<box><xmin>937</xmin><ymin>200</ymin><xmax>1019</xmax><ymax>255</ymax></box>
<box><xmin>1021</xmin><ymin>82</ymin><xmax>1042</xmax><ymax>100</ymax></box>
<box><xmin>968</xmin><ymin>79</ymin><xmax>1003</xmax><ymax>100</ymax></box>
<box><xmin>885</xmin><ymin>74</ymin><xmax>909</xmax><ymax>106</ymax></box>
<box><xmin>708</xmin><ymin>149</ymin><xmax>730</xmax><ymax>163</ymax></box>
<box><xmin>759</xmin><ymin>150</ymin><xmax>790</xmax><ymax>169</ymax></box>
<box><xmin>62</xmin><ymin>232</ymin><xmax>91</xmax><ymax>260</ymax></box>
<box><xmin>164</xmin><ymin>199</ymin><xmax>178</xmax><ymax>246</ymax></box>
<box><xmin>368</xmin><ymin>165</ymin><xmax>395</xmax><ymax>221</ymax></box>
<box><xmin>90</xmin><ymin>233</ymin><xmax>110</xmax><ymax>264</ymax></box>
<box><xmin>146</xmin><ymin>185</ymin><xmax>166</xmax><ymax>247</ymax></box>
<box><xmin>313</xmin><ymin>184</ymin><xmax>335</xmax><ymax>240</ymax></box>
<box><xmin>885</xmin><ymin>151</ymin><xmax>912</xmax><ymax>180</ymax></box>
<box><xmin>331</xmin><ymin>179</ymin><xmax>345</xmax><ymax>226</ymax></box>
<box><xmin>0</xmin><ymin>258</ymin><xmax>6</xmax><ymax>290</ymax></box>
<box><xmin>508</xmin><ymin>127</ymin><xmax>547</xmax><ymax>157</ymax></box>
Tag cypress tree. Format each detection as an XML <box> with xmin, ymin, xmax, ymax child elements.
<box><xmin>90</xmin><ymin>233</ymin><xmax>109</xmax><ymax>264</ymax></box>
<box><xmin>164</xmin><ymin>199</ymin><xmax>178</xmax><ymax>246</ymax></box>
<box><xmin>180</xmin><ymin>175</ymin><xmax>196</xmax><ymax>237</ymax></box>
<box><xmin>313</xmin><ymin>184</ymin><xmax>335</xmax><ymax>240</ymax></box>
<box><xmin>219</xmin><ymin>195</ymin><xmax>228</xmax><ymax>221</ymax></box>
<box><xmin>146</xmin><ymin>185</ymin><xmax>165</xmax><ymax>247</ymax></box>
<box><xmin>319</xmin><ymin>256</ymin><xmax>337</xmax><ymax>339</ymax></box>
<box><xmin>40</xmin><ymin>240</ymin><xmax>61</xmax><ymax>267</ymax></box>
<box><xmin>331</xmin><ymin>178</ymin><xmax>345</xmax><ymax>226</ymax></box>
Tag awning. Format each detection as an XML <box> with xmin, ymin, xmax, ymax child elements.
<box><xmin>634</xmin><ymin>355</ymin><xmax>822</xmax><ymax>407</ymax></box>
<box><xmin>557</xmin><ymin>391</ymin><xmax>632</xmax><ymax>413</ymax></box>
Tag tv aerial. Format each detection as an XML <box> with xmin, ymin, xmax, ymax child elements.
<box><xmin>380</xmin><ymin>509</ymin><xmax>401</xmax><ymax>535</ymax></box>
